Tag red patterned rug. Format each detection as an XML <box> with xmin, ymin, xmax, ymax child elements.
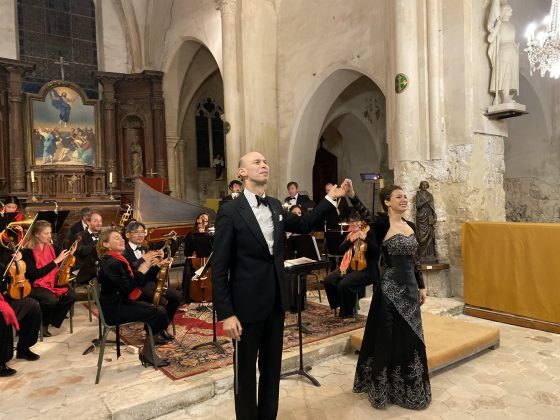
<box><xmin>115</xmin><ymin>301</ymin><xmax>366</xmax><ymax>381</ymax></box>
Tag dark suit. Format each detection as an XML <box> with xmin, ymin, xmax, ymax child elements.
<box><xmin>122</xmin><ymin>242</ymin><xmax>181</xmax><ymax>327</ymax></box>
<box><xmin>68</xmin><ymin>220</ymin><xmax>86</xmax><ymax>244</ymax></box>
<box><xmin>212</xmin><ymin>192</ymin><xmax>333</xmax><ymax>419</ymax></box>
<box><xmin>75</xmin><ymin>230</ymin><xmax>99</xmax><ymax>285</ymax></box>
<box><xmin>283</xmin><ymin>193</ymin><xmax>312</xmax><ymax>209</ymax></box>
<box><xmin>219</xmin><ymin>193</ymin><xmax>241</xmax><ymax>208</ymax></box>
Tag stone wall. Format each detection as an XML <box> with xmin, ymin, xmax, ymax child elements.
<box><xmin>505</xmin><ymin>177</ymin><xmax>560</xmax><ymax>222</ymax></box>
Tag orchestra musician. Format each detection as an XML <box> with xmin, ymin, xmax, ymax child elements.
<box><xmin>181</xmin><ymin>212</ymin><xmax>210</xmax><ymax>304</ymax></box>
<box><xmin>1</xmin><ymin>196</ymin><xmax>25</xmax><ymax>245</ymax></box>
<box><xmin>219</xmin><ymin>180</ymin><xmax>242</xmax><ymax>208</ymax></box>
<box><xmin>0</xmin><ymin>248</ymin><xmax>42</xmax><ymax>368</ymax></box>
<box><xmin>211</xmin><ymin>151</ymin><xmax>348</xmax><ymax>419</ymax></box>
<box><xmin>123</xmin><ymin>221</ymin><xmax>180</xmax><ymax>342</ymax></box>
<box><xmin>21</xmin><ymin>220</ymin><xmax>77</xmax><ymax>337</ymax></box>
<box><xmin>68</xmin><ymin>207</ymin><xmax>91</xmax><ymax>244</ymax></box>
<box><xmin>74</xmin><ymin>210</ymin><xmax>102</xmax><ymax>285</ymax></box>
<box><xmin>323</xmin><ymin>211</ymin><xmax>379</xmax><ymax>319</ymax></box>
<box><xmin>96</xmin><ymin>228</ymin><xmax>169</xmax><ymax>367</ymax></box>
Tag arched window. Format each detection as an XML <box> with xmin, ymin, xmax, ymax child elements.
<box><xmin>17</xmin><ymin>0</ymin><xmax>98</xmax><ymax>98</ymax></box>
<box><xmin>195</xmin><ymin>98</ymin><xmax>225</xmax><ymax>169</ymax></box>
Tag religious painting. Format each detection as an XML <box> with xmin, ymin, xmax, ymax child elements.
<box><xmin>28</xmin><ymin>82</ymin><xmax>99</xmax><ymax>166</ymax></box>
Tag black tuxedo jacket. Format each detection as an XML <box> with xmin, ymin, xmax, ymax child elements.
<box><xmin>68</xmin><ymin>220</ymin><xmax>86</xmax><ymax>244</ymax></box>
<box><xmin>75</xmin><ymin>230</ymin><xmax>99</xmax><ymax>284</ymax></box>
<box><xmin>122</xmin><ymin>242</ymin><xmax>160</xmax><ymax>282</ymax></box>
<box><xmin>212</xmin><ymin>193</ymin><xmax>333</xmax><ymax>323</ymax></box>
<box><xmin>283</xmin><ymin>194</ymin><xmax>311</xmax><ymax>207</ymax></box>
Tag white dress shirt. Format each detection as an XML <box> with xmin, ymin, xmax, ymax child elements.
<box><xmin>244</xmin><ymin>189</ymin><xmax>274</xmax><ymax>255</ymax></box>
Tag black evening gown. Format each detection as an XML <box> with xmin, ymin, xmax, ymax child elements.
<box><xmin>353</xmin><ymin>233</ymin><xmax>431</xmax><ymax>410</ymax></box>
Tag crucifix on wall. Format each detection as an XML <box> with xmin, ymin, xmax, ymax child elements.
<box><xmin>54</xmin><ymin>56</ymin><xmax>70</xmax><ymax>81</ymax></box>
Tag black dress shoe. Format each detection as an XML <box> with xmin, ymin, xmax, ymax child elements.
<box><xmin>160</xmin><ymin>330</ymin><xmax>175</xmax><ymax>341</ymax></box>
<box><xmin>154</xmin><ymin>335</ymin><xmax>170</xmax><ymax>346</ymax></box>
<box><xmin>138</xmin><ymin>353</ymin><xmax>170</xmax><ymax>368</ymax></box>
<box><xmin>16</xmin><ymin>349</ymin><xmax>40</xmax><ymax>361</ymax></box>
<box><xmin>42</xmin><ymin>327</ymin><xmax>52</xmax><ymax>337</ymax></box>
<box><xmin>0</xmin><ymin>364</ymin><xmax>17</xmax><ymax>377</ymax></box>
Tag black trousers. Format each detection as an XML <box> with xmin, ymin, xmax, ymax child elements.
<box><xmin>139</xmin><ymin>282</ymin><xmax>181</xmax><ymax>328</ymax></box>
<box><xmin>9</xmin><ymin>297</ymin><xmax>41</xmax><ymax>351</ymax></box>
<box><xmin>0</xmin><ymin>313</ymin><xmax>13</xmax><ymax>365</ymax></box>
<box><xmin>235</xmin><ymin>310</ymin><xmax>285</xmax><ymax>420</ymax></box>
<box><xmin>100</xmin><ymin>298</ymin><xmax>168</xmax><ymax>336</ymax></box>
<box><xmin>29</xmin><ymin>287</ymin><xmax>77</xmax><ymax>328</ymax></box>
<box><xmin>324</xmin><ymin>268</ymin><xmax>370</xmax><ymax>318</ymax></box>
<box><xmin>181</xmin><ymin>263</ymin><xmax>194</xmax><ymax>303</ymax></box>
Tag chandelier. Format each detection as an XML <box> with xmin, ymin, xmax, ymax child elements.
<box><xmin>525</xmin><ymin>0</ymin><xmax>560</xmax><ymax>78</ymax></box>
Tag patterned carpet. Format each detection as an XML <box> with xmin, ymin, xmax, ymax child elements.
<box><xmin>118</xmin><ymin>301</ymin><xmax>366</xmax><ymax>380</ymax></box>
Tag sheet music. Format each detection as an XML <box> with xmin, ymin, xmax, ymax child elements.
<box><xmin>284</xmin><ymin>257</ymin><xmax>317</xmax><ymax>267</ymax></box>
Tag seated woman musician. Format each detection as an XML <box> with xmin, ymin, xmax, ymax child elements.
<box><xmin>323</xmin><ymin>211</ymin><xmax>379</xmax><ymax>319</ymax></box>
<box><xmin>1</xmin><ymin>196</ymin><xmax>25</xmax><ymax>245</ymax></box>
<box><xmin>96</xmin><ymin>228</ymin><xmax>169</xmax><ymax>367</ymax></box>
<box><xmin>21</xmin><ymin>220</ymin><xmax>78</xmax><ymax>337</ymax></box>
<box><xmin>181</xmin><ymin>212</ymin><xmax>210</xmax><ymax>303</ymax></box>
<box><xmin>123</xmin><ymin>221</ymin><xmax>180</xmax><ymax>342</ymax></box>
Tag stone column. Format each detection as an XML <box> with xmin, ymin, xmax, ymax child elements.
<box><xmin>98</xmin><ymin>77</ymin><xmax>118</xmax><ymax>187</ymax></box>
<box><xmin>392</xmin><ymin>0</ymin><xmax>422</xmax><ymax>162</ymax></box>
<box><xmin>166</xmin><ymin>136</ymin><xmax>178</xmax><ymax>197</ymax></box>
<box><xmin>151</xmin><ymin>77</ymin><xmax>168</xmax><ymax>184</ymax></box>
<box><xmin>6</xmin><ymin>64</ymin><xmax>32</xmax><ymax>192</ymax></box>
<box><xmin>426</xmin><ymin>0</ymin><xmax>445</xmax><ymax>159</ymax></box>
<box><xmin>217</xmin><ymin>0</ymin><xmax>242</xmax><ymax>181</ymax></box>
<box><xmin>176</xmin><ymin>138</ymin><xmax>186</xmax><ymax>200</ymax></box>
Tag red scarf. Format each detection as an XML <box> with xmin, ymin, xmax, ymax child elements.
<box><xmin>33</xmin><ymin>243</ymin><xmax>66</xmax><ymax>298</ymax></box>
<box><xmin>0</xmin><ymin>294</ymin><xmax>19</xmax><ymax>331</ymax></box>
<box><xmin>107</xmin><ymin>250</ymin><xmax>141</xmax><ymax>301</ymax></box>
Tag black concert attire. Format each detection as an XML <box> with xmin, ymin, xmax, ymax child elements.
<box><xmin>0</xmin><ymin>251</ymin><xmax>41</xmax><ymax>358</ymax></box>
<box><xmin>349</xmin><ymin>195</ymin><xmax>431</xmax><ymax>410</ymax></box>
<box><xmin>74</xmin><ymin>229</ymin><xmax>99</xmax><ymax>285</ymax></box>
<box><xmin>212</xmin><ymin>189</ymin><xmax>335</xmax><ymax>419</ymax></box>
<box><xmin>181</xmin><ymin>231</ymin><xmax>197</xmax><ymax>303</ymax></box>
<box><xmin>68</xmin><ymin>219</ymin><xmax>87</xmax><ymax>244</ymax></box>
<box><xmin>324</xmin><ymin>197</ymin><xmax>351</xmax><ymax>230</ymax></box>
<box><xmin>219</xmin><ymin>193</ymin><xmax>239</xmax><ymax>208</ymax></box>
<box><xmin>0</xmin><ymin>298</ymin><xmax>16</xmax><ymax>375</ymax></box>
<box><xmin>323</xmin><ymin>226</ymin><xmax>379</xmax><ymax>318</ymax></box>
<box><xmin>123</xmin><ymin>242</ymin><xmax>181</xmax><ymax>330</ymax></box>
<box><xmin>21</xmin><ymin>246</ymin><xmax>77</xmax><ymax>330</ymax></box>
<box><xmin>283</xmin><ymin>193</ymin><xmax>314</xmax><ymax>211</ymax></box>
<box><xmin>97</xmin><ymin>254</ymin><xmax>168</xmax><ymax>337</ymax></box>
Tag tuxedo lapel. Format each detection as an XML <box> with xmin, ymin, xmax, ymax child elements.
<box><xmin>236</xmin><ymin>193</ymin><xmax>270</xmax><ymax>254</ymax></box>
<box><xmin>270</xmin><ymin>200</ymin><xmax>282</xmax><ymax>256</ymax></box>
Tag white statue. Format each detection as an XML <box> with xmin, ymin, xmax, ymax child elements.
<box><xmin>487</xmin><ymin>0</ymin><xmax>519</xmax><ymax>105</ymax></box>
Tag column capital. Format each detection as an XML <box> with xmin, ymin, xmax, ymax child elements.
<box><xmin>215</xmin><ymin>0</ymin><xmax>237</xmax><ymax>15</ymax></box>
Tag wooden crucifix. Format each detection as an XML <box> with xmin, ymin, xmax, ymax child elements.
<box><xmin>54</xmin><ymin>56</ymin><xmax>70</xmax><ymax>81</ymax></box>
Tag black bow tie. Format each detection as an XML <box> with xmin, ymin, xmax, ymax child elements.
<box><xmin>255</xmin><ymin>195</ymin><xmax>269</xmax><ymax>207</ymax></box>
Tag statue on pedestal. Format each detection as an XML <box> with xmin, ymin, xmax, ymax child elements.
<box><xmin>416</xmin><ymin>181</ymin><xmax>437</xmax><ymax>264</ymax></box>
<box><xmin>486</xmin><ymin>0</ymin><xmax>525</xmax><ymax>117</ymax></box>
<box><xmin>130</xmin><ymin>136</ymin><xmax>144</xmax><ymax>177</ymax></box>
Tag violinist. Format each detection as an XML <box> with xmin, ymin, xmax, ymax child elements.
<box><xmin>21</xmin><ymin>220</ymin><xmax>78</xmax><ymax>337</ymax></box>
<box><xmin>181</xmin><ymin>212</ymin><xmax>209</xmax><ymax>303</ymax></box>
<box><xmin>0</xmin><ymin>248</ymin><xmax>41</xmax><ymax>368</ymax></box>
<box><xmin>323</xmin><ymin>211</ymin><xmax>379</xmax><ymax>319</ymax></box>
<box><xmin>96</xmin><ymin>228</ymin><xmax>169</xmax><ymax>367</ymax></box>
<box><xmin>123</xmin><ymin>221</ymin><xmax>180</xmax><ymax>342</ymax></box>
<box><xmin>1</xmin><ymin>196</ymin><xmax>24</xmax><ymax>245</ymax></box>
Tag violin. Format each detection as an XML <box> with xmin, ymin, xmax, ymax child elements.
<box><xmin>55</xmin><ymin>237</ymin><xmax>81</xmax><ymax>287</ymax></box>
<box><xmin>350</xmin><ymin>223</ymin><xmax>369</xmax><ymax>272</ymax></box>
<box><xmin>6</xmin><ymin>252</ymin><xmax>31</xmax><ymax>300</ymax></box>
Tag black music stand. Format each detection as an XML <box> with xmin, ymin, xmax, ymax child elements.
<box><xmin>281</xmin><ymin>260</ymin><xmax>330</xmax><ymax>387</ymax></box>
<box><xmin>192</xmin><ymin>233</ymin><xmax>213</xmax><ymax>312</ymax></box>
<box><xmin>37</xmin><ymin>210</ymin><xmax>70</xmax><ymax>248</ymax></box>
<box><xmin>190</xmin><ymin>235</ymin><xmax>228</xmax><ymax>355</ymax></box>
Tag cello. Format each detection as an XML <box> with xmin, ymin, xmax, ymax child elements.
<box><xmin>189</xmin><ymin>253</ymin><xmax>213</xmax><ymax>303</ymax></box>
<box><xmin>55</xmin><ymin>237</ymin><xmax>81</xmax><ymax>287</ymax></box>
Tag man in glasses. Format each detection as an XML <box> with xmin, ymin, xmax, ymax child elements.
<box><xmin>123</xmin><ymin>221</ymin><xmax>180</xmax><ymax>342</ymax></box>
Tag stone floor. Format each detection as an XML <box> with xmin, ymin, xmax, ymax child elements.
<box><xmin>1</xmin><ymin>293</ymin><xmax>559</xmax><ymax>420</ymax></box>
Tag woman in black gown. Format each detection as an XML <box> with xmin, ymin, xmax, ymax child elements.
<box><xmin>349</xmin><ymin>183</ymin><xmax>431</xmax><ymax>410</ymax></box>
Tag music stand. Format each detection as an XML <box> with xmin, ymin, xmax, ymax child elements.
<box><xmin>189</xmin><ymin>253</ymin><xmax>228</xmax><ymax>355</ymax></box>
<box><xmin>281</xmin><ymin>260</ymin><xmax>330</xmax><ymax>387</ymax></box>
<box><xmin>37</xmin><ymin>210</ymin><xmax>70</xmax><ymax>248</ymax></box>
<box><xmin>192</xmin><ymin>233</ymin><xmax>213</xmax><ymax>312</ymax></box>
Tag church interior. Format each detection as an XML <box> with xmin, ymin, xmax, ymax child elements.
<box><xmin>0</xmin><ymin>0</ymin><xmax>559</xmax><ymax>419</ymax></box>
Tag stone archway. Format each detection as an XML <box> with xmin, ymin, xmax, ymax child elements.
<box><xmin>287</xmin><ymin>68</ymin><xmax>389</xmax><ymax>205</ymax></box>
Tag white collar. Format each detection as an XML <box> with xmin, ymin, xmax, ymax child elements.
<box><xmin>244</xmin><ymin>189</ymin><xmax>266</xmax><ymax>208</ymax></box>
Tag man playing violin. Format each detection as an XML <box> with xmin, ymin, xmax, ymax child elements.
<box><xmin>323</xmin><ymin>211</ymin><xmax>379</xmax><ymax>319</ymax></box>
<box><xmin>123</xmin><ymin>221</ymin><xmax>180</xmax><ymax>342</ymax></box>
